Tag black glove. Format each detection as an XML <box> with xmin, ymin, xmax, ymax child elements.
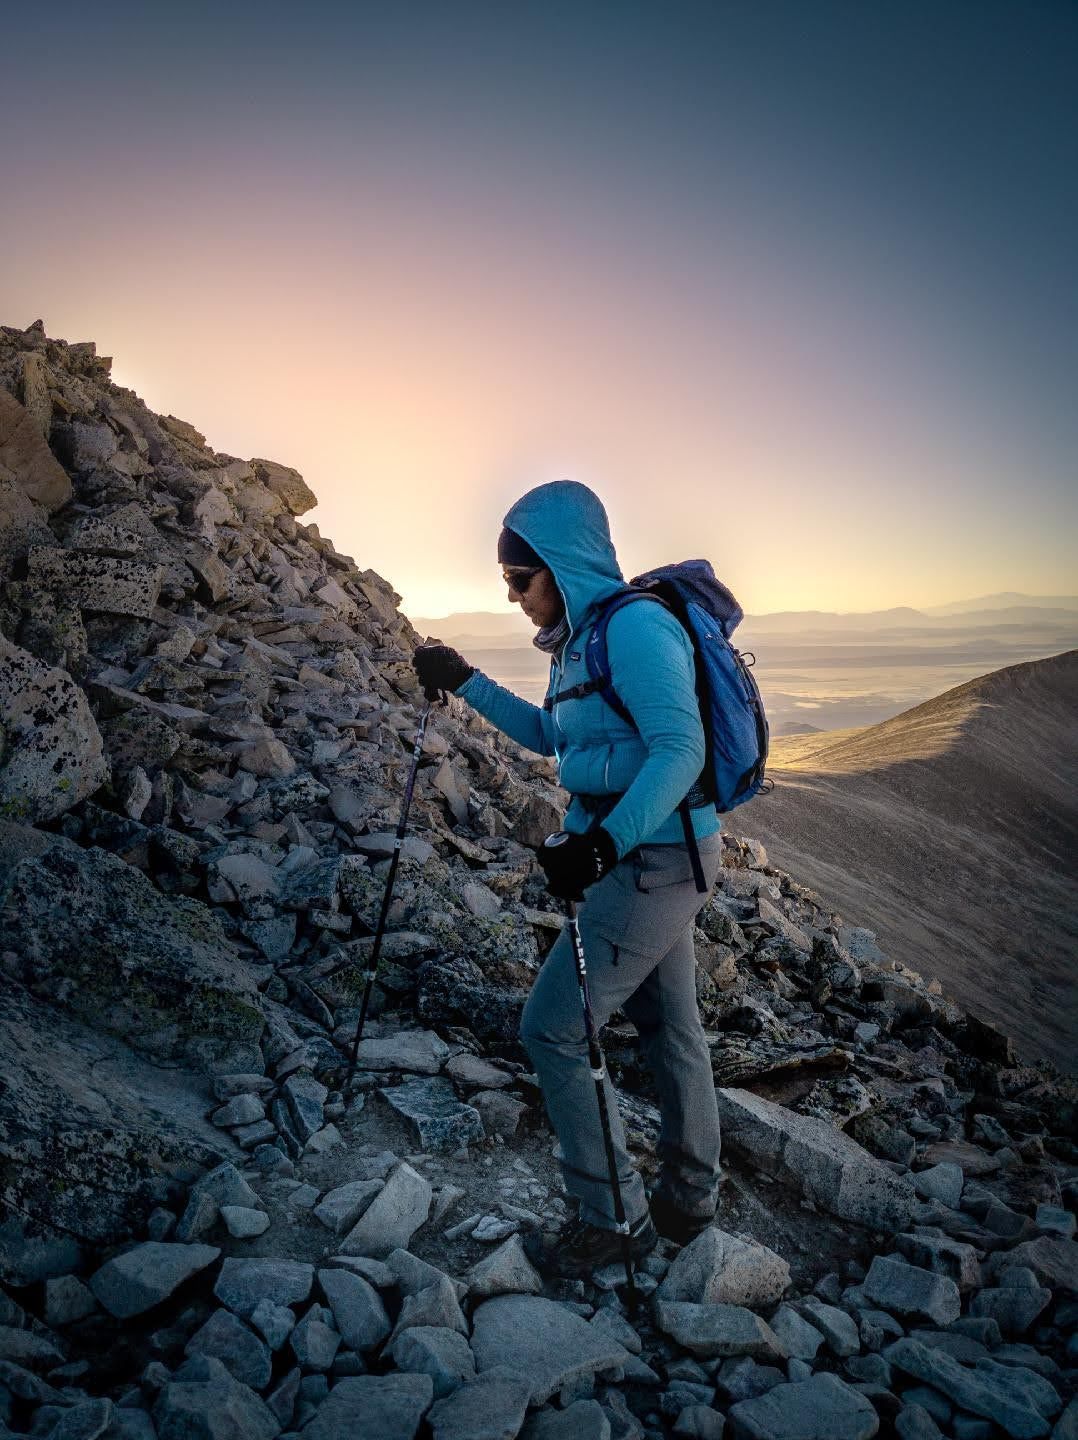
<box><xmin>413</xmin><ymin>642</ymin><xmax>475</xmax><ymax>701</ymax></box>
<box><xmin>537</xmin><ymin>828</ymin><xmax>619</xmax><ymax>902</ymax></box>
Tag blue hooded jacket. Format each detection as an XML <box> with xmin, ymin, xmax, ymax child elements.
<box><xmin>456</xmin><ymin>480</ymin><xmax>721</xmax><ymax>858</ymax></box>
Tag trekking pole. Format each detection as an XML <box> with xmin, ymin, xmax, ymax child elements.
<box><xmin>565</xmin><ymin>899</ymin><xmax>639</xmax><ymax>1312</ymax></box>
<box><xmin>340</xmin><ymin>696</ymin><xmax>439</xmax><ymax>1096</ymax></box>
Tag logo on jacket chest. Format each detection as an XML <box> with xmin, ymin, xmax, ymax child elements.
<box><xmin>569</xmin><ymin>651</ymin><xmax>581</xmax><ymax>662</ymax></box>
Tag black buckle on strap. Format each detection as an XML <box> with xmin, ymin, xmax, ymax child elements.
<box><xmin>542</xmin><ymin>676</ymin><xmax>607</xmax><ymax>711</ymax></box>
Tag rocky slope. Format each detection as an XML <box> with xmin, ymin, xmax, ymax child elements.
<box><xmin>735</xmin><ymin>652</ymin><xmax>1078</xmax><ymax>1073</ymax></box>
<box><xmin>0</xmin><ymin>320</ymin><xmax>1075</xmax><ymax>1440</ymax></box>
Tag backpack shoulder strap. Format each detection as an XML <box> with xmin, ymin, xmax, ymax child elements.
<box><xmin>583</xmin><ymin>588</ymin><xmax>670</xmax><ymax>727</ymax></box>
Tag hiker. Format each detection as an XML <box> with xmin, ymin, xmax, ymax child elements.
<box><xmin>413</xmin><ymin>479</ymin><xmax>724</xmax><ymax>1274</ymax></box>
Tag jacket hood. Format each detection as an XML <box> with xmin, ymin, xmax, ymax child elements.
<box><xmin>502</xmin><ymin>480</ymin><xmax>625</xmax><ymax>635</ymax></box>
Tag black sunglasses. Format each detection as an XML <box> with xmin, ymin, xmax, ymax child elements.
<box><xmin>502</xmin><ymin>566</ymin><xmax>544</xmax><ymax>595</ymax></box>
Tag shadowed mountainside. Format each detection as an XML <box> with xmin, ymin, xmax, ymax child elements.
<box><xmin>735</xmin><ymin>650</ymin><xmax>1078</xmax><ymax>1072</ymax></box>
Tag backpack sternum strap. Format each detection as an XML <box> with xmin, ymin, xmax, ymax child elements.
<box><xmin>542</xmin><ymin>676</ymin><xmax>608</xmax><ymax>712</ymax></box>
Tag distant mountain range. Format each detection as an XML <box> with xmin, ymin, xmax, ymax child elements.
<box><xmin>409</xmin><ymin>594</ymin><xmax>1078</xmax><ymax>733</ymax></box>
<box><xmin>733</xmin><ymin>649</ymin><xmax>1078</xmax><ymax>1073</ymax></box>
<box><xmin>410</xmin><ymin>593</ymin><xmax>1078</xmax><ymax>645</ymax></box>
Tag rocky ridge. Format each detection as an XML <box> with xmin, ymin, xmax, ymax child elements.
<box><xmin>0</xmin><ymin>320</ymin><xmax>1074</xmax><ymax>1440</ymax></box>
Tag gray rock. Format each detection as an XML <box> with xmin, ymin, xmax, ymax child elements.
<box><xmin>989</xmin><ymin>1236</ymin><xmax>1078</xmax><ymax>1294</ymax></box>
<box><xmin>47</xmin><ymin>1398</ymin><xmax>113</xmax><ymax>1440</ymax></box>
<box><xmin>2</xmin><ymin>842</ymin><xmax>265</xmax><ymax>1072</ymax></box>
<box><xmin>185</xmin><ymin>1308</ymin><xmax>272</xmax><ymax>1390</ymax></box>
<box><xmin>795</xmin><ymin>1297</ymin><xmax>860</xmax><ymax>1357</ymax></box>
<box><xmin>281</xmin><ymin>1073</ymin><xmax>326</xmax><ymax>1143</ymax></box>
<box><xmin>301</xmin><ymin>1372</ymin><xmax>434</xmax><ymax>1440</ymax></box>
<box><xmin>385</xmin><ymin>1249</ymin><xmax>464</xmax><ymax>1298</ymax></box>
<box><xmin>153</xmin><ymin>1354</ymin><xmax>279</xmax><ymax>1440</ymax></box>
<box><xmin>654</xmin><ymin>1302</ymin><xmax>786</xmax><ymax>1361</ymax></box>
<box><xmin>894</xmin><ymin>1232</ymin><xmax>981</xmax><ymax>1292</ymax></box>
<box><xmin>390</xmin><ymin>1325</ymin><xmax>476</xmax><ymax>1398</ymax></box>
<box><xmin>390</xmin><ymin>1276</ymin><xmax>468</xmax><ymax>1343</ymax></box>
<box><xmin>211</xmin><ymin>1094</ymin><xmax>265</xmax><ymax>1128</ymax></box>
<box><xmin>894</xmin><ymin>1404</ymin><xmax>944</xmax><ymax>1439</ymax></box>
<box><xmin>862</xmin><ymin>1256</ymin><xmax>960</xmax><ymax>1326</ymax></box>
<box><xmin>356</xmin><ymin>1029</ymin><xmax>451</xmax><ymax>1074</ymax></box>
<box><xmin>444</xmin><ymin>1053</ymin><xmax>515</xmax><ymax>1090</ymax></box>
<box><xmin>318</xmin><ymin>1267</ymin><xmax>391</xmax><ymax>1352</ymax></box>
<box><xmin>673</xmin><ymin>1405</ymin><xmax>724</xmax><ymax>1439</ymax></box>
<box><xmin>1035</xmin><ymin>1204</ymin><xmax>1075</xmax><ymax>1240</ymax></box>
<box><xmin>727</xmin><ymin>1371</ymin><xmax>879</xmax><ymax>1440</ymax></box>
<box><xmin>471</xmin><ymin>1090</ymin><xmax>530</xmax><ymax>1138</ymax></box>
<box><xmin>523</xmin><ymin>1399</ymin><xmax>613</xmax><ymax>1439</ymax></box>
<box><xmin>768</xmin><ymin>1304</ymin><xmax>825</xmax><ymax>1361</ymax></box>
<box><xmin>221</xmin><ymin>1207</ymin><xmax>271</xmax><ymax>1239</ymax></box>
<box><xmin>471</xmin><ymin>1294</ymin><xmax>630</xmax><ymax>1404</ymax></box>
<box><xmin>466</xmin><ymin>1234</ymin><xmax>543</xmax><ymax>1299</ymax></box>
<box><xmin>911</xmin><ymin>1164</ymin><xmax>963</xmax><ymax>1210</ymax></box>
<box><xmin>472</xmin><ymin>1215</ymin><xmax>519</xmax><ymax>1243</ymax></box>
<box><xmin>1053</xmin><ymin>1397</ymin><xmax>1078</xmax><ymax>1440</ymax></box>
<box><xmin>0</xmin><ymin>1326</ymin><xmax>66</xmax><ymax>1370</ymax></box>
<box><xmin>177</xmin><ymin>1163</ymin><xmax>260</xmax><ymax>1241</ymax></box>
<box><xmin>339</xmin><ymin>1161</ymin><xmax>432</xmax><ymax>1258</ymax></box>
<box><xmin>427</xmin><ymin>1367</ymin><xmax>533</xmax><ymax>1440</ymax></box>
<box><xmin>656</xmin><ymin>1227</ymin><xmax>791</xmax><ymax>1310</ymax></box>
<box><xmin>89</xmin><ymin>1242</ymin><xmax>220</xmax><ymax>1319</ymax></box>
<box><xmin>381</xmin><ymin>1077</ymin><xmax>484</xmax><ymax>1152</ymax></box>
<box><xmin>0</xmin><ymin>386</ymin><xmax>71</xmax><ymax>509</ymax></box>
<box><xmin>249</xmin><ymin>1298</ymin><xmax>296</xmax><ymax>1351</ymax></box>
<box><xmin>43</xmin><ymin>1274</ymin><xmax>97</xmax><ymax>1327</ymax></box>
<box><xmin>716</xmin><ymin>1087</ymin><xmax>914</xmax><ymax>1231</ymax></box>
<box><xmin>970</xmin><ymin>1278</ymin><xmax>1051</xmax><ymax>1336</ymax></box>
<box><xmin>29</xmin><ymin>546</ymin><xmax>164</xmax><ymax>617</ymax></box>
<box><xmin>313</xmin><ymin>1180</ymin><xmax>385</xmax><ymax>1235</ymax></box>
<box><xmin>290</xmin><ymin>1304</ymin><xmax>340</xmax><ymax>1372</ymax></box>
<box><xmin>885</xmin><ymin>1338</ymin><xmax>1059</xmax><ymax>1439</ymax></box>
<box><xmin>0</xmin><ymin>636</ymin><xmax>109</xmax><ymax>822</ymax></box>
<box><xmin>266</xmin><ymin>1366</ymin><xmax>301</xmax><ymax>1428</ymax></box>
<box><xmin>214</xmin><ymin>1257</ymin><xmax>314</xmax><ymax>1318</ymax></box>
<box><xmin>589</xmin><ymin>1308</ymin><xmax>643</xmax><ymax>1355</ymax></box>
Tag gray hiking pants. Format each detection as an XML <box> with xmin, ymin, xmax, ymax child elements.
<box><xmin>520</xmin><ymin>832</ymin><xmax>723</xmax><ymax>1229</ymax></box>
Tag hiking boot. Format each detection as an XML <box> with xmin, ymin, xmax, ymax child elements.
<box><xmin>524</xmin><ymin>1210</ymin><xmax>658</xmax><ymax>1278</ymax></box>
<box><xmin>648</xmin><ymin>1189</ymin><xmax>716</xmax><ymax>1245</ymax></box>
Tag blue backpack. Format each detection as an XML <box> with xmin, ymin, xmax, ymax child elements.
<box><xmin>548</xmin><ymin>559</ymin><xmax>771</xmax><ymax>892</ymax></box>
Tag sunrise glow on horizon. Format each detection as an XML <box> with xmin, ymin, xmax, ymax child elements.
<box><xmin>3</xmin><ymin>2</ymin><xmax>1075</xmax><ymax>623</ymax></box>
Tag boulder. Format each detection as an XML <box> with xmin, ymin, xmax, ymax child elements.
<box><xmin>301</xmin><ymin>1372</ymin><xmax>433</xmax><ymax>1440</ymax></box>
<box><xmin>338</xmin><ymin>1162</ymin><xmax>432</xmax><ymax>1258</ymax></box>
<box><xmin>656</xmin><ymin>1227</ymin><xmax>791</xmax><ymax>1310</ymax></box>
<box><xmin>89</xmin><ymin>1242</ymin><xmax>220</xmax><ymax>1319</ymax></box>
<box><xmin>317</xmin><ymin>1267</ymin><xmax>391</xmax><ymax>1352</ymax></box>
<box><xmin>250</xmin><ymin>458</ymin><xmax>317</xmax><ymax>517</ymax></box>
<box><xmin>185</xmin><ymin>1307</ymin><xmax>273</xmax><ymax>1389</ymax></box>
<box><xmin>654</xmin><ymin>1301</ymin><xmax>787</xmax><ymax>1361</ymax></box>
<box><xmin>0</xmin><ymin>637</ymin><xmax>109</xmax><ymax>822</ymax></box>
<box><xmin>1</xmin><ymin>842</ymin><xmax>265</xmax><ymax>1072</ymax></box>
<box><xmin>885</xmin><ymin>1338</ymin><xmax>1059</xmax><ymax>1439</ymax></box>
<box><xmin>715</xmin><ymin>1088</ymin><xmax>915</xmax><ymax>1230</ymax></box>
<box><xmin>727</xmin><ymin>1371</ymin><xmax>879</xmax><ymax>1440</ymax></box>
<box><xmin>28</xmin><ymin>547</ymin><xmax>164</xmax><ymax>619</ymax></box>
<box><xmin>0</xmin><ymin>388</ymin><xmax>70</xmax><ymax>509</ymax></box>
<box><xmin>426</xmin><ymin>1368</ymin><xmax>533</xmax><ymax>1440</ymax></box>
<box><xmin>381</xmin><ymin>1078</ymin><xmax>484</xmax><ymax>1152</ymax></box>
<box><xmin>466</xmin><ymin>1235</ymin><xmax>543</xmax><ymax>1300</ymax></box>
<box><xmin>153</xmin><ymin>1353</ymin><xmax>279</xmax><ymax>1440</ymax></box>
<box><xmin>470</xmin><ymin>1293</ymin><xmax>629</xmax><ymax>1405</ymax></box>
<box><xmin>214</xmin><ymin>1258</ymin><xmax>314</xmax><ymax>1318</ymax></box>
<box><xmin>390</xmin><ymin>1324</ymin><xmax>476</xmax><ymax>1398</ymax></box>
<box><xmin>863</xmin><ymin>1257</ymin><xmax>961</xmax><ymax>1326</ymax></box>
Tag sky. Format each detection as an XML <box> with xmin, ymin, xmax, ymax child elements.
<box><xmin>2</xmin><ymin>0</ymin><xmax>1076</xmax><ymax>619</ymax></box>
